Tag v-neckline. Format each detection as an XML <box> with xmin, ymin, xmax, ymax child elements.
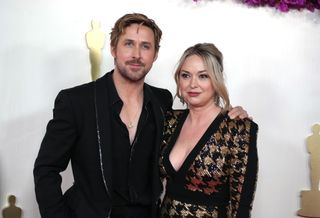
<box><xmin>164</xmin><ymin>110</ymin><xmax>225</xmax><ymax>177</ymax></box>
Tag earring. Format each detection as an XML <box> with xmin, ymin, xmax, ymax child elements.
<box><xmin>178</xmin><ymin>90</ymin><xmax>185</xmax><ymax>104</ymax></box>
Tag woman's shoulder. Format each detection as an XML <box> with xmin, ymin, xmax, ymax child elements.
<box><xmin>166</xmin><ymin>109</ymin><xmax>185</xmax><ymax>117</ymax></box>
<box><xmin>164</xmin><ymin>109</ymin><xmax>186</xmax><ymax>128</ymax></box>
<box><xmin>166</xmin><ymin>109</ymin><xmax>186</xmax><ymax>120</ymax></box>
<box><xmin>222</xmin><ymin>112</ymin><xmax>258</xmax><ymax>133</ymax></box>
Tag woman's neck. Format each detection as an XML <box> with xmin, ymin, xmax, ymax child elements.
<box><xmin>187</xmin><ymin>103</ymin><xmax>221</xmax><ymax>125</ymax></box>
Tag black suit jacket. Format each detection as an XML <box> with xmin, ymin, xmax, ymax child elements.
<box><xmin>33</xmin><ymin>71</ymin><xmax>173</xmax><ymax>218</ymax></box>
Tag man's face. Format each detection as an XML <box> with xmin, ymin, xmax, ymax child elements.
<box><xmin>111</xmin><ymin>24</ymin><xmax>158</xmax><ymax>82</ymax></box>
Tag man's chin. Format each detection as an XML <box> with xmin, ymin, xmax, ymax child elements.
<box><xmin>125</xmin><ymin>73</ymin><xmax>147</xmax><ymax>83</ymax></box>
<box><xmin>116</xmin><ymin>66</ymin><xmax>149</xmax><ymax>82</ymax></box>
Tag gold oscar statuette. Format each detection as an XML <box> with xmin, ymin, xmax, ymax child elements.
<box><xmin>298</xmin><ymin>124</ymin><xmax>320</xmax><ymax>217</ymax></box>
<box><xmin>1</xmin><ymin>195</ymin><xmax>22</xmax><ymax>218</ymax></box>
<box><xmin>85</xmin><ymin>19</ymin><xmax>106</xmax><ymax>81</ymax></box>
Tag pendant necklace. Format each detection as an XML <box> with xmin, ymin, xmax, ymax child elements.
<box><xmin>126</xmin><ymin>105</ymin><xmax>141</xmax><ymax>129</ymax></box>
<box><xmin>127</xmin><ymin>121</ymin><xmax>134</xmax><ymax>129</ymax></box>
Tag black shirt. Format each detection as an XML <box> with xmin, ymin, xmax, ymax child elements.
<box><xmin>107</xmin><ymin>74</ymin><xmax>156</xmax><ymax>213</ymax></box>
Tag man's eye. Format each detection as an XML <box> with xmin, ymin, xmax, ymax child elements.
<box><xmin>142</xmin><ymin>44</ymin><xmax>151</xmax><ymax>49</ymax></box>
<box><xmin>125</xmin><ymin>41</ymin><xmax>133</xmax><ymax>47</ymax></box>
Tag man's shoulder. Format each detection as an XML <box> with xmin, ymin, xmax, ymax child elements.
<box><xmin>145</xmin><ymin>84</ymin><xmax>173</xmax><ymax>108</ymax></box>
<box><xmin>60</xmin><ymin>72</ymin><xmax>109</xmax><ymax>97</ymax></box>
<box><xmin>59</xmin><ymin>81</ymin><xmax>94</xmax><ymax>99</ymax></box>
<box><xmin>147</xmin><ymin>84</ymin><xmax>171</xmax><ymax>95</ymax></box>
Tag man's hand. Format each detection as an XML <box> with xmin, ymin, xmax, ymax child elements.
<box><xmin>228</xmin><ymin>106</ymin><xmax>252</xmax><ymax>120</ymax></box>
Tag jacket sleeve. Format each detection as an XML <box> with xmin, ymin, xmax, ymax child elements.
<box><xmin>229</xmin><ymin>119</ymin><xmax>259</xmax><ymax>218</ymax></box>
<box><xmin>33</xmin><ymin>90</ymin><xmax>77</xmax><ymax>218</ymax></box>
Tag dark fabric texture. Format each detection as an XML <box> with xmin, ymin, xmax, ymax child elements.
<box><xmin>159</xmin><ymin>110</ymin><xmax>258</xmax><ymax>218</ymax></box>
<box><xmin>34</xmin><ymin>70</ymin><xmax>173</xmax><ymax>218</ymax></box>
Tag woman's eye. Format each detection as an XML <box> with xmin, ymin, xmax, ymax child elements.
<box><xmin>180</xmin><ymin>72</ymin><xmax>190</xmax><ymax>79</ymax></box>
<box><xmin>199</xmin><ymin>74</ymin><xmax>209</xmax><ymax>79</ymax></box>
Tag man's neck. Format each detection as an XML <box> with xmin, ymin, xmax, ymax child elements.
<box><xmin>112</xmin><ymin>71</ymin><xmax>144</xmax><ymax>103</ymax></box>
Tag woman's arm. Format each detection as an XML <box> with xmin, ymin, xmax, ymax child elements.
<box><xmin>229</xmin><ymin>119</ymin><xmax>258</xmax><ymax>218</ymax></box>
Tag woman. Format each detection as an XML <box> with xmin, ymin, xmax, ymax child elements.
<box><xmin>159</xmin><ymin>43</ymin><xmax>258</xmax><ymax>218</ymax></box>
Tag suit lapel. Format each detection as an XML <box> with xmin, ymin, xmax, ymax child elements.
<box><xmin>94</xmin><ymin>73</ymin><xmax>113</xmax><ymax>198</ymax></box>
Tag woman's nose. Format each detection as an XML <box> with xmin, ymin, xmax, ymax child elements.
<box><xmin>190</xmin><ymin>76</ymin><xmax>198</xmax><ymax>88</ymax></box>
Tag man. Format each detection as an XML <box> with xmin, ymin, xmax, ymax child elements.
<box><xmin>33</xmin><ymin>13</ymin><xmax>248</xmax><ymax>218</ymax></box>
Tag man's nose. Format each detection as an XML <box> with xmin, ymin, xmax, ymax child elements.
<box><xmin>132</xmin><ymin>46</ymin><xmax>141</xmax><ymax>58</ymax></box>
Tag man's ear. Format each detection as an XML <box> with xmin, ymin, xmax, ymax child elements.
<box><xmin>153</xmin><ymin>51</ymin><xmax>159</xmax><ymax>62</ymax></box>
<box><xmin>110</xmin><ymin>45</ymin><xmax>116</xmax><ymax>58</ymax></box>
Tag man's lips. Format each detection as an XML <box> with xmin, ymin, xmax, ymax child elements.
<box><xmin>126</xmin><ymin>61</ymin><xmax>145</xmax><ymax>71</ymax></box>
<box><xmin>129</xmin><ymin>63</ymin><xmax>143</xmax><ymax>67</ymax></box>
<box><xmin>128</xmin><ymin>64</ymin><xmax>143</xmax><ymax>72</ymax></box>
<box><xmin>126</xmin><ymin>60</ymin><xmax>145</xmax><ymax>67</ymax></box>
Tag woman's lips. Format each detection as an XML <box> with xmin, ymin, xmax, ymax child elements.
<box><xmin>187</xmin><ymin>92</ymin><xmax>200</xmax><ymax>97</ymax></box>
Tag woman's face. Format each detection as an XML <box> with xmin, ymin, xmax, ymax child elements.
<box><xmin>178</xmin><ymin>55</ymin><xmax>216</xmax><ymax>109</ymax></box>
